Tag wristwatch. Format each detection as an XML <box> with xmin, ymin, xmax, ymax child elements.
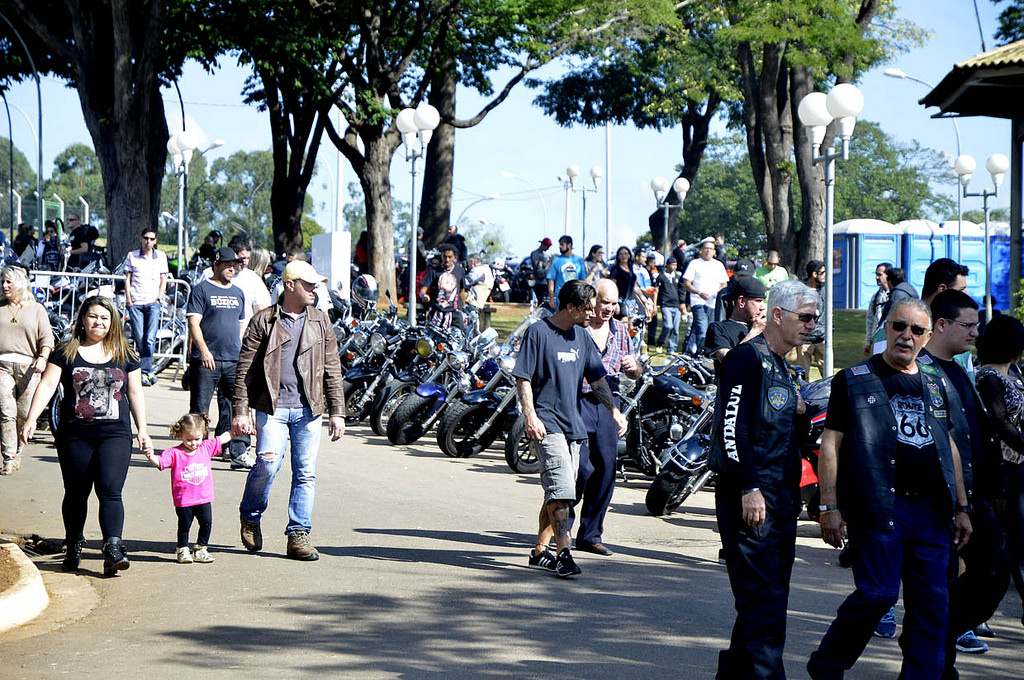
<box><xmin>956</xmin><ymin>504</ymin><xmax>972</xmax><ymax>514</ymax></box>
<box><xmin>819</xmin><ymin>504</ymin><xmax>838</xmax><ymax>513</ymax></box>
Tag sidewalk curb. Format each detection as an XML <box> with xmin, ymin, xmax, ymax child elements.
<box><xmin>0</xmin><ymin>542</ymin><xmax>49</xmax><ymax>634</ymax></box>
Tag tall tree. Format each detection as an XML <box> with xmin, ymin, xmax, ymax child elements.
<box><xmin>0</xmin><ymin>1</ymin><xmax>215</xmax><ymax>264</ymax></box>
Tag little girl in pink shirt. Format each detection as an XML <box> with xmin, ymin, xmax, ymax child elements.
<box><xmin>144</xmin><ymin>413</ymin><xmax>230</xmax><ymax>564</ymax></box>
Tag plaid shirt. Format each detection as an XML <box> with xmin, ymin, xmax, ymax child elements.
<box><xmin>582</xmin><ymin>317</ymin><xmax>632</xmax><ymax>393</ymax></box>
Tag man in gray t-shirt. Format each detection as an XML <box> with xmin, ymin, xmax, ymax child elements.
<box><xmin>513</xmin><ymin>280</ymin><xmax>627</xmax><ymax>578</ymax></box>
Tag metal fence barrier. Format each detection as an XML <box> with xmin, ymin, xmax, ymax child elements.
<box><xmin>29</xmin><ymin>269</ymin><xmax>191</xmax><ymax>374</ymax></box>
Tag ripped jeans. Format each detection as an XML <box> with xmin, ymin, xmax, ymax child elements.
<box><xmin>238</xmin><ymin>407</ymin><xmax>322</xmax><ymax>535</ymax></box>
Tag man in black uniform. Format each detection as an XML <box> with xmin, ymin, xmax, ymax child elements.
<box><xmin>922</xmin><ymin>289</ymin><xmax>1009</xmax><ymax>673</ymax></box>
<box><xmin>705</xmin><ymin>276</ymin><xmax>767</xmax><ymax>378</ymax></box>
<box><xmin>808</xmin><ymin>298</ymin><xmax>972</xmax><ymax>680</ymax></box>
<box><xmin>709</xmin><ymin>278</ymin><xmax>819</xmax><ymax>679</ymax></box>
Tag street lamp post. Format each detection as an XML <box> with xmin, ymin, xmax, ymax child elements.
<box><xmin>797</xmin><ymin>83</ymin><xmax>865</xmax><ymax>378</ymax></box>
<box><xmin>455</xmin><ymin>193</ymin><xmax>500</xmax><ymax>227</ymax></box>
<box><xmin>396</xmin><ymin>103</ymin><xmax>440</xmax><ymax>326</ymax></box>
<box><xmin>884</xmin><ymin>68</ymin><xmax>965</xmax><ymax>258</ymax></box>
<box><xmin>954</xmin><ymin>152</ymin><xmax>1010</xmax><ymax>324</ymax></box>
<box><xmin>167</xmin><ymin>131</ymin><xmax>223</xmax><ymax>272</ymax></box>
<box><xmin>650</xmin><ymin>176</ymin><xmax>690</xmax><ymax>257</ymax></box>
<box><xmin>566</xmin><ymin>165</ymin><xmax>602</xmax><ymax>250</ymax></box>
<box><xmin>500</xmin><ymin>171</ymin><xmax>548</xmax><ymax>237</ymax></box>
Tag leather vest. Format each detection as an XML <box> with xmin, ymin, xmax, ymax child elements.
<box><xmin>918</xmin><ymin>351</ymin><xmax>976</xmax><ymax>499</ymax></box>
<box><xmin>709</xmin><ymin>336</ymin><xmax>801</xmax><ymax>511</ymax></box>
<box><xmin>839</xmin><ymin>358</ymin><xmax>957</xmax><ymax>530</ymax></box>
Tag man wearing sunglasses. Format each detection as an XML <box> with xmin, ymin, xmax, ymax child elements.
<box><xmin>123</xmin><ymin>227</ymin><xmax>168</xmax><ymax>387</ymax></box>
<box><xmin>808</xmin><ymin>299</ymin><xmax>972</xmax><ymax>680</ymax></box>
<box><xmin>708</xmin><ymin>279</ymin><xmax>817</xmax><ymax>679</ymax></box>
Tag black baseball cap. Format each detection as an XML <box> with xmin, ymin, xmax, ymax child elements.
<box><xmin>215</xmin><ymin>247</ymin><xmax>242</xmax><ymax>263</ymax></box>
<box><xmin>733</xmin><ymin>276</ymin><xmax>767</xmax><ymax>300</ymax></box>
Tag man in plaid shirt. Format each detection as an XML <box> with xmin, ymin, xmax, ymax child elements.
<box><xmin>574</xmin><ymin>279</ymin><xmax>641</xmax><ymax>555</ymax></box>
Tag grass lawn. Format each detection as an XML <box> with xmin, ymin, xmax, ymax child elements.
<box><xmin>482</xmin><ymin>302</ymin><xmax>869</xmax><ymax>374</ymax></box>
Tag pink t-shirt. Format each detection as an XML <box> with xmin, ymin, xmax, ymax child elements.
<box><xmin>158</xmin><ymin>438</ymin><xmax>219</xmax><ymax>508</ymax></box>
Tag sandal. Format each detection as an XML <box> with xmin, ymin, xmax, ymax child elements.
<box><xmin>0</xmin><ymin>460</ymin><xmax>19</xmax><ymax>475</ymax></box>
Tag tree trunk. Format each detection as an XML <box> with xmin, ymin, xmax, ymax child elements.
<box><xmin>360</xmin><ymin>137</ymin><xmax>400</xmax><ymax>299</ymax></box>
<box><xmin>419</xmin><ymin>60</ymin><xmax>457</xmax><ymax>249</ymax></box>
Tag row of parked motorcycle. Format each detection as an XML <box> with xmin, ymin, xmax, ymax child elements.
<box><xmin>335</xmin><ymin>274</ymin><xmax>836</xmax><ymax>520</ymax></box>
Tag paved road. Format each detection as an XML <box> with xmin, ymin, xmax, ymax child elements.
<box><xmin>1</xmin><ymin>377</ymin><xmax>1022</xmax><ymax>678</ymax></box>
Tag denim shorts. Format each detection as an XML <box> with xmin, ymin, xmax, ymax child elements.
<box><xmin>531</xmin><ymin>432</ymin><xmax>582</xmax><ymax>503</ymax></box>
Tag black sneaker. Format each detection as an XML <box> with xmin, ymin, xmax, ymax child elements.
<box><xmin>554</xmin><ymin>548</ymin><xmax>582</xmax><ymax>578</ymax></box>
<box><xmin>528</xmin><ymin>549</ymin><xmax>557</xmax><ymax>571</ymax></box>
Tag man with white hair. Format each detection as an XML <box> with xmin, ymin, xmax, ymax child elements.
<box><xmin>709</xmin><ymin>279</ymin><xmax>817</xmax><ymax>679</ymax></box>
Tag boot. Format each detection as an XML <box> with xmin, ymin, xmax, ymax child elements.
<box><xmin>102</xmin><ymin>537</ymin><xmax>130</xmax><ymax>576</ymax></box>
<box><xmin>61</xmin><ymin>538</ymin><xmax>86</xmax><ymax>572</ymax></box>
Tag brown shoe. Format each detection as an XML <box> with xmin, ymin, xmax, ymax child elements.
<box><xmin>1</xmin><ymin>457</ymin><xmax>20</xmax><ymax>476</ymax></box>
<box><xmin>577</xmin><ymin>541</ymin><xmax>614</xmax><ymax>556</ymax></box>
<box><xmin>286</xmin><ymin>530</ymin><xmax>319</xmax><ymax>561</ymax></box>
<box><xmin>240</xmin><ymin>516</ymin><xmax>263</xmax><ymax>552</ymax></box>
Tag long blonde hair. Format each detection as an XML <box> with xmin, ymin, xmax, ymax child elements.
<box><xmin>249</xmin><ymin>246</ymin><xmax>271</xmax><ymax>278</ymax></box>
<box><xmin>0</xmin><ymin>265</ymin><xmax>32</xmax><ymax>305</ymax></box>
<box><xmin>61</xmin><ymin>296</ymin><xmax>138</xmax><ymax>365</ymax></box>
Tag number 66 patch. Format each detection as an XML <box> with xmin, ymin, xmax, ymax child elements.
<box><xmin>889</xmin><ymin>394</ymin><xmax>934</xmax><ymax>449</ymax></box>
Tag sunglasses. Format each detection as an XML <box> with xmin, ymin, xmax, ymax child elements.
<box><xmin>888</xmin><ymin>320</ymin><xmax>930</xmax><ymax>336</ymax></box>
<box><xmin>142</xmin><ymin>236</ymin><xmax>156</xmax><ymax>241</ymax></box>
<box><xmin>780</xmin><ymin>308</ymin><xmax>820</xmax><ymax>324</ymax></box>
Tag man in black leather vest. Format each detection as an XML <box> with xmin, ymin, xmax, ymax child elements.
<box><xmin>709</xmin><ymin>279</ymin><xmax>819</xmax><ymax>679</ymax></box>
<box><xmin>808</xmin><ymin>299</ymin><xmax>972</xmax><ymax>680</ymax></box>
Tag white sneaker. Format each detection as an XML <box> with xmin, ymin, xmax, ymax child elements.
<box><xmin>193</xmin><ymin>546</ymin><xmax>214</xmax><ymax>563</ymax></box>
<box><xmin>176</xmin><ymin>546</ymin><xmax>193</xmax><ymax>564</ymax></box>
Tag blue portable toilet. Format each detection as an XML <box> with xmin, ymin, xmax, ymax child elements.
<box><xmin>990</xmin><ymin>221</ymin><xmax>1010</xmax><ymax>311</ymax></box>
<box><xmin>833</xmin><ymin>219</ymin><xmax>899</xmax><ymax>309</ymax></box>
<box><xmin>938</xmin><ymin>220</ymin><xmax>976</xmax><ymax>262</ymax></box>
<box><xmin>956</xmin><ymin>221</ymin><xmax>987</xmax><ymax>302</ymax></box>
<box><xmin>898</xmin><ymin>220</ymin><xmax>945</xmax><ymax>293</ymax></box>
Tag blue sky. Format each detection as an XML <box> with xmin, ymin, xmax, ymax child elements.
<box><xmin>1</xmin><ymin>0</ymin><xmax>1012</xmax><ymax>259</ymax></box>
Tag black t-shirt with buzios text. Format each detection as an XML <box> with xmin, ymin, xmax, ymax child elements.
<box><xmin>826</xmin><ymin>354</ymin><xmax>946</xmax><ymax>499</ymax></box>
<box><xmin>512</xmin><ymin>318</ymin><xmax>606</xmax><ymax>440</ymax></box>
<box><xmin>51</xmin><ymin>350</ymin><xmax>140</xmax><ymax>439</ymax></box>
<box><xmin>187</xmin><ymin>279</ymin><xmax>245</xmax><ymax>361</ymax></box>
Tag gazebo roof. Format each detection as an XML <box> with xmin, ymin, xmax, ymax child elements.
<box><xmin>921</xmin><ymin>40</ymin><xmax>1024</xmax><ymax>119</ymax></box>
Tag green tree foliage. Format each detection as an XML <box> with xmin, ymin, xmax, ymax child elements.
<box><xmin>833</xmin><ymin>121</ymin><xmax>955</xmax><ymax>223</ymax></box>
<box><xmin>43</xmin><ymin>143</ymin><xmax>105</xmax><ymax>225</ymax></box>
<box><xmin>994</xmin><ymin>0</ymin><xmax>1024</xmax><ymax>43</ymax></box>
<box><xmin>675</xmin><ymin>135</ymin><xmax>765</xmax><ymax>256</ymax></box>
<box><xmin>0</xmin><ymin>138</ymin><xmax>35</xmax><ymax>229</ymax></box>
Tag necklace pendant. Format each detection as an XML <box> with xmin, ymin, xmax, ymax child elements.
<box><xmin>10</xmin><ymin>316</ymin><xmax>17</xmax><ymax>323</ymax></box>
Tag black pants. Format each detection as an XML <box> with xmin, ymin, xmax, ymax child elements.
<box><xmin>189</xmin><ymin>359</ymin><xmax>249</xmax><ymax>460</ymax></box>
<box><xmin>57</xmin><ymin>432</ymin><xmax>132</xmax><ymax>542</ymax></box>
<box><xmin>175</xmin><ymin>503</ymin><xmax>213</xmax><ymax>547</ymax></box>
<box><xmin>944</xmin><ymin>499</ymin><xmax>1010</xmax><ymax>676</ymax></box>
<box><xmin>575</xmin><ymin>397</ymin><xmax>620</xmax><ymax>545</ymax></box>
<box><xmin>715</xmin><ymin>484</ymin><xmax>797</xmax><ymax>680</ymax></box>
<box><xmin>998</xmin><ymin>462</ymin><xmax>1024</xmax><ymax>606</ymax></box>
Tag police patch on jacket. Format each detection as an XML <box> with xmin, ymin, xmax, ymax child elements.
<box><xmin>767</xmin><ymin>386</ymin><xmax>789</xmax><ymax>410</ymax></box>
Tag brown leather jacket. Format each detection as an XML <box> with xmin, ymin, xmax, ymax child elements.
<box><xmin>233</xmin><ymin>304</ymin><xmax>345</xmax><ymax>417</ymax></box>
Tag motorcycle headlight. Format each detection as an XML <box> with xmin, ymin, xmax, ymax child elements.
<box><xmin>669</xmin><ymin>421</ymin><xmax>685</xmax><ymax>441</ymax></box>
<box><xmin>498</xmin><ymin>355</ymin><xmax>517</xmax><ymax>374</ymax></box>
<box><xmin>369</xmin><ymin>332</ymin><xmax>386</xmax><ymax>355</ymax></box>
<box><xmin>487</xmin><ymin>343</ymin><xmax>501</xmax><ymax>358</ymax></box>
<box><xmin>448</xmin><ymin>351</ymin><xmax>469</xmax><ymax>370</ymax></box>
<box><xmin>458</xmin><ymin>374</ymin><xmax>472</xmax><ymax>391</ymax></box>
<box><xmin>351</xmin><ymin>331</ymin><xmax>369</xmax><ymax>349</ymax></box>
<box><xmin>415</xmin><ymin>337</ymin><xmax>435</xmax><ymax>358</ymax></box>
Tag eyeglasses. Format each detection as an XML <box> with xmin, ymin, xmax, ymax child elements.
<box><xmin>780</xmin><ymin>308</ymin><xmax>820</xmax><ymax>324</ymax></box>
<box><xmin>944</xmin><ymin>318</ymin><xmax>979</xmax><ymax>331</ymax></box>
<box><xmin>888</xmin><ymin>320</ymin><xmax>930</xmax><ymax>336</ymax></box>
<box><xmin>141</xmin><ymin>236</ymin><xmax>156</xmax><ymax>242</ymax></box>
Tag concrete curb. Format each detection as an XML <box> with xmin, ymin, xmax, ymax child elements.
<box><xmin>0</xmin><ymin>542</ymin><xmax>49</xmax><ymax>634</ymax></box>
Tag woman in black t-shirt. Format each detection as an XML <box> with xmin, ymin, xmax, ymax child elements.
<box><xmin>22</xmin><ymin>296</ymin><xmax>153</xmax><ymax>575</ymax></box>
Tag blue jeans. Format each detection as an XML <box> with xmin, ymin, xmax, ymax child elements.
<box><xmin>239</xmin><ymin>407</ymin><xmax>323</xmax><ymax>535</ymax></box>
<box><xmin>807</xmin><ymin>497</ymin><xmax>951</xmax><ymax>680</ymax></box>
<box><xmin>127</xmin><ymin>302</ymin><xmax>160</xmax><ymax>374</ymax></box>
<box><xmin>658</xmin><ymin>306</ymin><xmax>681</xmax><ymax>353</ymax></box>
<box><xmin>686</xmin><ymin>304</ymin><xmax>713</xmax><ymax>355</ymax></box>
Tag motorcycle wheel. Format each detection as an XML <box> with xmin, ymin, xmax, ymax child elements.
<box><xmin>436</xmin><ymin>400</ymin><xmax>500</xmax><ymax>458</ymax></box>
<box><xmin>151</xmin><ymin>334</ymin><xmax>182</xmax><ymax>375</ymax></box>
<box><xmin>504</xmin><ymin>416</ymin><xmax>539</xmax><ymax>473</ymax></box>
<box><xmin>370</xmin><ymin>381</ymin><xmax>413</xmax><ymax>436</ymax></box>
<box><xmin>386</xmin><ymin>394</ymin><xmax>436</xmax><ymax>445</ymax></box>
<box><xmin>343</xmin><ymin>379</ymin><xmax>374</xmax><ymax>423</ymax></box>
<box><xmin>48</xmin><ymin>384</ymin><xmax>63</xmax><ymax>435</ymax></box>
<box><xmin>645</xmin><ymin>467</ymin><xmax>714</xmax><ymax>517</ymax></box>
